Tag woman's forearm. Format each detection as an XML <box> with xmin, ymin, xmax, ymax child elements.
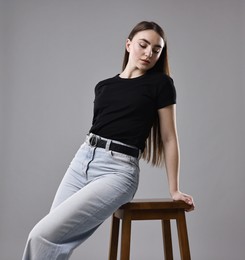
<box><xmin>163</xmin><ymin>137</ymin><xmax>180</xmax><ymax>196</ymax></box>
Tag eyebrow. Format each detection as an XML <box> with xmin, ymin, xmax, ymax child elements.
<box><xmin>139</xmin><ymin>38</ymin><xmax>163</xmax><ymax>48</ymax></box>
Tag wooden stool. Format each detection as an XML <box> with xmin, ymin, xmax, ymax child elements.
<box><xmin>108</xmin><ymin>199</ymin><xmax>191</xmax><ymax>260</ymax></box>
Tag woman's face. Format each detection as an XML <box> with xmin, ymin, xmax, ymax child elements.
<box><xmin>126</xmin><ymin>29</ymin><xmax>164</xmax><ymax>74</ymax></box>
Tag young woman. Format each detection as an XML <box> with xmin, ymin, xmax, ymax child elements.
<box><xmin>22</xmin><ymin>21</ymin><xmax>195</xmax><ymax>260</ymax></box>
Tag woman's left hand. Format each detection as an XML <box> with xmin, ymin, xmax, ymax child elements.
<box><xmin>171</xmin><ymin>191</ymin><xmax>195</xmax><ymax>212</ymax></box>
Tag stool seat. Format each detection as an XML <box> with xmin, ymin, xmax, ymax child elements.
<box><xmin>108</xmin><ymin>199</ymin><xmax>192</xmax><ymax>260</ymax></box>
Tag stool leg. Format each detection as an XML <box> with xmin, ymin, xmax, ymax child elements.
<box><xmin>176</xmin><ymin>211</ymin><xmax>191</xmax><ymax>260</ymax></box>
<box><xmin>109</xmin><ymin>214</ymin><xmax>120</xmax><ymax>260</ymax></box>
<box><xmin>161</xmin><ymin>220</ymin><xmax>173</xmax><ymax>260</ymax></box>
<box><xmin>120</xmin><ymin>212</ymin><xmax>131</xmax><ymax>260</ymax></box>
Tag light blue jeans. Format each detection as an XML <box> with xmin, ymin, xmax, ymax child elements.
<box><xmin>22</xmin><ymin>134</ymin><xmax>140</xmax><ymax>260</ymax></box>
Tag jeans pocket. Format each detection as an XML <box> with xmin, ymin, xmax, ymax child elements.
<box><xmin>69</xmin><ymin>142</ymin><xmax>88</xmax><ymax>174</ymax></box>
<box><xmin>110</xmin><ymin>150</ymin><xmax>132</xmax><ymax>161</ymax></box>
<box><xmin>110</xmin><ymin>151</ymin><xmax>140</xmax><ymax>172</ymax></box>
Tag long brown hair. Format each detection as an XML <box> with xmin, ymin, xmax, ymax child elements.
<box><xmin>122</xmin><ymin>21</ymin><xmax>170</xmax><ymax>166</ymax></box>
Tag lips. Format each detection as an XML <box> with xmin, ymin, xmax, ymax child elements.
<box><xmin>141</xmin><ymin>59</ymin><xmax>150</xmax><ymax>64</ymax></box>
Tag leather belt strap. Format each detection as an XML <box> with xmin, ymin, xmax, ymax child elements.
<box><xmin>89</xmin><ymin>135</ymin><xmax>140</xmax><ymax>159</ymax></box>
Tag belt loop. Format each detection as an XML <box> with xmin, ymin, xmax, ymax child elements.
<box><xmin>105</xmin><ymin>140</ymin><xmax>111</xmax><ymax>151</ymax></box>
<box><xmin>138</xmin><ymin>150</ymin><xmax>142</xmax><ymax>159</ymax></box>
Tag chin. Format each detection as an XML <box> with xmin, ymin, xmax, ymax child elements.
<box><xmin>138</xmin><ymin>65</ymin><xmax>151</xmax><ymax>73</ymax></box>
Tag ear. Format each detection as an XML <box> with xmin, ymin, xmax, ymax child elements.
<box><xmin>126</xmin><ymin>39</ymin><xmax>131</xmax><ymax>52</ymax></box>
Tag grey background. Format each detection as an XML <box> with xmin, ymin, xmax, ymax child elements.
<box><xmin>1</xmin><ymin>0</ymin><xmax>245</xmax><ymax>259</ymax></box>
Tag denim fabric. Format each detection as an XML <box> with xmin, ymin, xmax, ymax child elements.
<box><xmin>22</xmin><ymin>134</ymin><xmax>140</xmax><ymax>260</ymax></box>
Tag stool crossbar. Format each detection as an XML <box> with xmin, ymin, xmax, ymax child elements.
<box><xmin>108</xmin><ymin>199</ymin><xmax>191</xmax><ymax>260</ymax></box>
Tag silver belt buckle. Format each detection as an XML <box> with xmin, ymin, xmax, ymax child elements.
<box><xmin>89</xmin><ymin>135</ymin><xmax>100</xmax><ymax>147</ymax></box>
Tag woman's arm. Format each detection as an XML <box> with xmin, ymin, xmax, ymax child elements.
<box><xmin>158</xmin><ymin>105</ymin><xmax>195</xmax><ymax>211</ymax></box>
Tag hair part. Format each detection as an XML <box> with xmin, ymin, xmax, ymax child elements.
<box><xmin>122</xmin><ymin>21</ymin><xmax>171</xmax><ymax>167</ymax></box>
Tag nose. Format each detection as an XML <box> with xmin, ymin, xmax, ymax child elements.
<box><xmin>145</xmin><ymin>47</ymin><xmax>153</xmax><ymax>58</ymax></box>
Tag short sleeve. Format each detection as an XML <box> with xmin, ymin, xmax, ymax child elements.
<box><xmin>156</xmin><ymin>75</ymin><xmax>177</xmax><ymax>109</ymax></box>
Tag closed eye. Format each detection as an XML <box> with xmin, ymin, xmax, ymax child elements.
<box><xmin>153</xmin><ymin>48</ymin><xmax>161</xmax><ymax>54</ymax></box>
<box><xmin>138</xmin><ymin>40</ymin><xmax>162</xmax><ymax>55</ymax></box>
<box><xmin>139</xmin><ymin>43</ymin><xmax>147</xmax><ymax>49</ymax></box>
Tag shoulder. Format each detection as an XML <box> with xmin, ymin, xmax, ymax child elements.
<box><xmin>144</xmin><ymin>71</ymin><xmax>173</xmax><ymax>85</ymax></box>
<box><xmin>146</xmin><ymin>72</ymin><xmax>175</xmax><ymax>92</ymax></box>
<box><xmin>151</xmin><ymin>72</ymin><xmax>174</xmax><ymax>85</ymax></box>
<box><xmin>152</xmin><ymin>72</ymin><xmax>177</xmax><ymax>108</ymax></box>
<box><xmin>96</xmin><ymin>75</ymin><xmax>118</xmax><ymax>87</ymax></box>
<box><xmin>94</xmin><ymin>75</ymin><xmax>119</xmax><ymax>93</ymax></box>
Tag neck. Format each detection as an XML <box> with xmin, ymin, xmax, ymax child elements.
<box><xmin>120</xmin><ymin>67</ymin><xmax>146</xmax><ymax>79</ymax></box>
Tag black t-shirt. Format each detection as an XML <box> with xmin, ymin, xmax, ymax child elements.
<box><xmin>89</xmin><ymin>71</ymin><xmax>176</xmax><ymax>151</ymax></box>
